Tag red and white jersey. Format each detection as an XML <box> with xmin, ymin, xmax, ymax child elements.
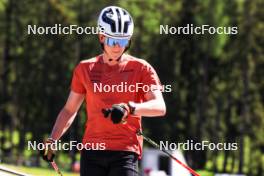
<box><xmin>71</xmin><ymin>54</ymin><xmax>161</xmax><ymax>157</ymax></box>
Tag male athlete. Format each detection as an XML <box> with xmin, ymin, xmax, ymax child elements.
<box><xmin>41</xmin><ymin>6</ymin><xmax>166</xmax><ymax>176</ymax></box>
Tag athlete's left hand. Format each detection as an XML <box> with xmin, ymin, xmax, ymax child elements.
<box><xmin>102</xmin><ymin>103</ymin><xmax>130</xmax><ymax>124</ymax></box>
<box><xmin>39</xmin><ymin>138</ymin><xmax>56</xmax><ymax>162</ymax></box>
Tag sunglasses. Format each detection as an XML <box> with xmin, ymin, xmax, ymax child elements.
<box><xmin>104</xmin><ymin>37</ymin><xmax>129</xmax><ymax>47</ymax></box>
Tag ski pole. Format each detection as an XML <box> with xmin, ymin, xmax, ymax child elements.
<box><xmin>136</xmin><ymin>130</ymin><xmax>200</xmax><ymax>176</ymax></box>
<box><xmin>50</xmin><ymin>161</ymin><xmax>63</xmax><ymax>176</ymax></box>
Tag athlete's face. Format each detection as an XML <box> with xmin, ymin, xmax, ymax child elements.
<box><xmin>99</xmin><ymin>35</ymin><xmax>127</xmax><ymax>60</ymax></box>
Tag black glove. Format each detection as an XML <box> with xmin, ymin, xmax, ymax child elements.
<box><xmin>39</xmin><ymin>138</ymin><xmax>56</xmax><ymax>162</ymax></box>
<box><xmin>102</xmin><ymin>103</ymin><xmax>130</xmax><ymax>124</ymax></box>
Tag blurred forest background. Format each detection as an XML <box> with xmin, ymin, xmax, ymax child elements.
<box><xmin>0</xmin><ymin>0</ymin><xmax>263</xmax><ymax>175</ymax></box>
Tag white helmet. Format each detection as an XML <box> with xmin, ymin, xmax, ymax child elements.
<box><xmin>98</xmin><ymin>6</ymin><xmax>134</xmax><ymax>39</ymax></box>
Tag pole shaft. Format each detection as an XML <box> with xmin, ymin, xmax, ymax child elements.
<box><xmin>139</xmin><ymin>132</ymin><xmax>200</xmax><ymax>176</ymax></box>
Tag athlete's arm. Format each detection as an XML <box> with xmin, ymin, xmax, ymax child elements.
<box><xmin>133</xmin><ymin>89</ymin><xmax>166</xmax><ymax>117</ymax></box>
<box><xmin>49</xmin><ymin>91</ymin><xmax>85</xmax><ymax>140</ymax></box>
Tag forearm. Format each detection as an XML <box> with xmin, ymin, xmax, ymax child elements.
<box><xmin>134</xmin><ymin>99</ymin><xmax>166</xmax><ymax>117</ymax></box>
<box><xmin>50</xmin><ymin>107</ymin><xmax>77</xmax><ymax>140</ymax></box>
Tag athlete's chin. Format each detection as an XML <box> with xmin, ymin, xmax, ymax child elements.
<box><xmin>110</xmin><ymin>53</ymin><xmax>123</xmax><ymax>59</ymax></box>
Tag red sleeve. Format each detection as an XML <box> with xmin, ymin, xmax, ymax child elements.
<box><xmin>71</xmin><ymin>64</ymin><xmax>86</xmax><ymax>94</ymax></box>
<box><xmin>140</xmin><ymin>61</ymin><xmax>162</xmax><ymax>92</ymax></box>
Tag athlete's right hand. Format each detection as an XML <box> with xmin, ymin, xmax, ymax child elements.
<box><xmin>39</xmin><ymin>138</ymin><xmax>56</xmax><ymax>162</ymax></box>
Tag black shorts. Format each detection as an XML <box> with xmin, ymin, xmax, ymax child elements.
<box><xmin>80</xmin><ymin>150</ymin><xmax>139</xmax><ymax>176</ymax></box>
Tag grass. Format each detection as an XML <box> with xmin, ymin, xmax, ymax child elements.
<box><xmin>1</xmin><ymin>163</ymin><xmax>214</xmax><ymax>176</ymax></box>
<box><xmin>1</xmin><ymin>164</ymin><xmax>79</xmax><ymax>176</ymax></box>
<box><xmin>197</xmin><ymin>170</ymin><xmax>214</xmax><ymax>176</ymax></box>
